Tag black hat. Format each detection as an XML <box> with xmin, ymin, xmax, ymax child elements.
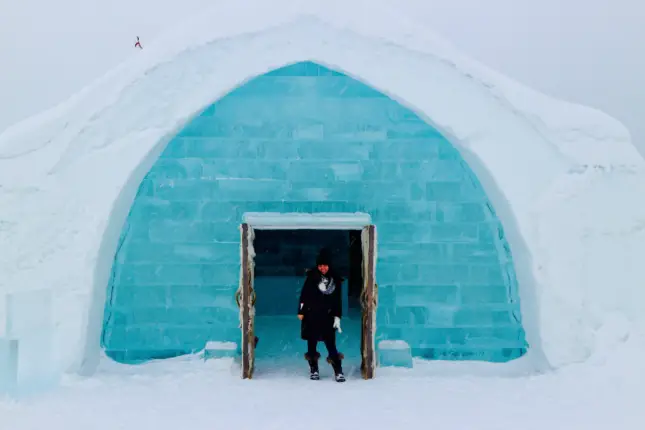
<box><xmin>316</xmin><ymin>248</ymin><xmax>332</xmax><ymax>266</ymax></box>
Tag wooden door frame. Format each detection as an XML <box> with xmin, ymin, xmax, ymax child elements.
<box><xmin>237</xmin><ymin>213</ymin><xmax>377</xmax><ymax>380</ymax></box>
<box><xmin>239</xmin><ymin>223</ymin><xmax>255</xmax><ymax>379</ymax></box>
<box><xmin>361</xmin><ymin>224</ymin><xmax>377</xmax><ymax>379</ymax></box>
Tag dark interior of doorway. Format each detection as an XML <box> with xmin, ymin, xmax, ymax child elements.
<box><xmin>251</xmin><ymin>229</ymin><xmax>363</xmax><ymax>377</ymax></box>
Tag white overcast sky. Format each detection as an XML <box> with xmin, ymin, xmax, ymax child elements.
<box><xmin>1</xmin><ymin>0</ymin><xmax>643</xmax><ymax>152</ymax></box>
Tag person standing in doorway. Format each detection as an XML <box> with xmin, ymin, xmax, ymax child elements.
<box><xmin>297</xmin><ymin>248</ymin><xmax>345</xmax><ymax>382</ymax></box>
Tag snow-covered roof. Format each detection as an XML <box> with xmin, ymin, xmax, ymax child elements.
<box><xmin>0</xmin><ymin>0</ymin><xmax>640</xmax><ymax>173</ymax></box>
<box><xmin>1</xmin><ymin>0</ymin><xmax>644</xmax><ymax>375</ymax></box>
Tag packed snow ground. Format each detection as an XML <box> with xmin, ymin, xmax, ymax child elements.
<box><xmin>1</xmin><ymin>334</ymin><xmax>644</xmax><ymax>430</ymax></box>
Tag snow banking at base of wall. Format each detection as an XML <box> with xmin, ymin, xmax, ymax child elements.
<box><xmin>0</xmin><ymin>4</ymin><xmax>643</xmax><ymax>375</ymax></box>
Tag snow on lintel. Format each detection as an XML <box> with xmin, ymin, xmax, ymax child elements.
<box><xmin>242</xmin><ymin>212</ymin><xmax>372</xmax><ymax>230</ymax></box>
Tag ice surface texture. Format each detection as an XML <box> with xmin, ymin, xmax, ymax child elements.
<box><xmin>101</xmin><ymin>62</ymin><xmax>527</xmax><ymax>363</ymax></box>
<box><xmin>1</xmin><ymin>290</ymin><xmax>56</xmax><ymax>398</ymax></box>
<box><xmin>378</xmin><ymin>340</ymin><xmax>413</xmax><ymax>368</ymax></box>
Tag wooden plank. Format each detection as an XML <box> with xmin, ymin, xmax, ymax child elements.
<box><xmin>240</xmin><ymin>223</ymin><xmax>251</xmax><ymax>379</ymax></box>
<box><xmin>247</xmin><ymin>226</ymin><xmax>256</xmax><ymax>379</ymax></box>
<box><xmin>361</xmin><ymin>224</ymin><xmax>377</xmax><ymax>379</ymax></box>
<box><xmin>364</xmin><ymin>224</ymin><xmax>376</xmax><ymax>379</ymax></box>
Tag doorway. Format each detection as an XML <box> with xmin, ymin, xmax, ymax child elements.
<box><xmin>237</xmin><ymin>213</ymin><xmax>377</xmax><ymax>380</ymax></box>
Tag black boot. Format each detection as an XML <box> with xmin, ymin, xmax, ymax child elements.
<box><xmin>305</xmin><ymin>352</ymin><xmax>320</xmax><ymax>380</ymax></box>
<box><xmin>327</xmin><ymin>353</ymin><xmax>346</xmax><ymax>382</ymax></box>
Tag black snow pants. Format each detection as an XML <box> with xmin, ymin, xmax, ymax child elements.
<box><xmin>307</xmin><ymin>332</ymin><xmax>339</xmax><ymax>359</ymax></box>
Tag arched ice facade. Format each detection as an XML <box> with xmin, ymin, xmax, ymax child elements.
<box><xmin>0</xmin><ymin>9</ymin><xmax>643</xmax><ymax>383</ymax></box>
<box><xmin>101</xmin><ymin>61</ymin><xmax>526</xmax><ymax>364</ymax></box>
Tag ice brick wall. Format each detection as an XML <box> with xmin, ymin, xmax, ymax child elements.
<box><xmin>101</xmin><ymin>61</ymin><xmax>527</xmax><ymax>363</ymax></box>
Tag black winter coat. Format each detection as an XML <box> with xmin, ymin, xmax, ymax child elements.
<box><xmin>297</xmin><ymin>268</ymin><xmax>343</xmax><ymax>341</ymax></box>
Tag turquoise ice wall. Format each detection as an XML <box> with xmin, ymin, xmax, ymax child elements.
<box><xmin>101</xmin><ymin>61</ymin><xmax>527</xmax><ymax>363</ymax></box>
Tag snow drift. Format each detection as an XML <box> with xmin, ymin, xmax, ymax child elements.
<box><xmin>0</xmin><ymin>0</ymin><xmax>644</xmax><ymax>377</ymax></box>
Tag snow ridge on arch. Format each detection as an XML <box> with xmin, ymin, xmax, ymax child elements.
<box><xmin>0</xmin><ymin>0</ymin><xmax>643</xmax><ymax>376</ymax></box>
<box><xmin>0</xmin><ymin>0</ymin><xmax>639</xmax><ymax>169</ymax></box>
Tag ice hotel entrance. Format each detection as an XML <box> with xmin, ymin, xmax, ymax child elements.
<box><xmin>238</xmin><ymin>215</ymin><xmax>376</xmax><ymax>379</ymax></box>
<box><xmin>100</xmin><ymin>61</ymin><xmax>528</xmax><ymax>378</ymax></box>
